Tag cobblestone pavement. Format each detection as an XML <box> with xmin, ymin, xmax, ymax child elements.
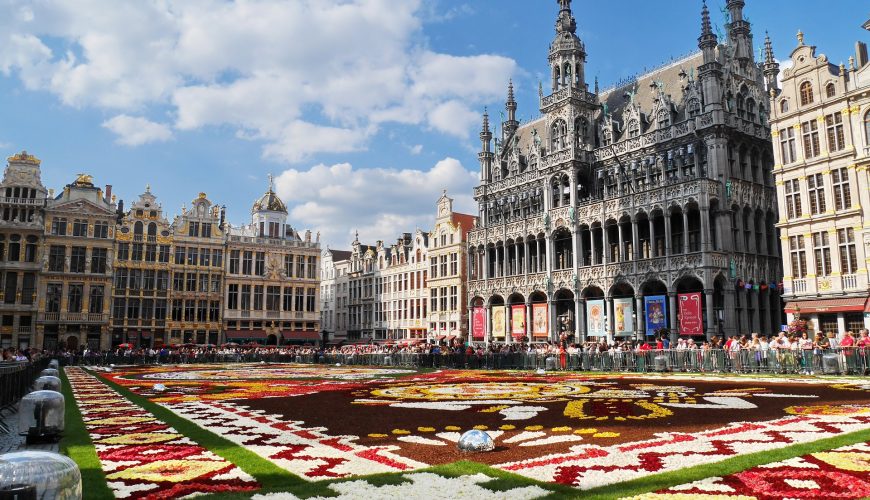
<box><xmin>0</xmin><ymin>402</ymin><xmax>60</xmax><ymax>454</ymax></box>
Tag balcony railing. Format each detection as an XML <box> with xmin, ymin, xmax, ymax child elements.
<box><xmin>40</xmin><ymin>312</ymin><xmax>107</xmax><ymax>323</ymax></box>
<box><xmin>792</xmin><ymin>279</ymin><xmax>807</xmax><ymax>294</ymax></box>
<box><xmin>842</xmin><ymin>274</ymin><xmax>859</xmax><ymax>290</ymax></box>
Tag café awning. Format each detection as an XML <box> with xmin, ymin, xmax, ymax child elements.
<box><xmin>785</xmin><ymin>297</ymin><xmax>866</xmax><ymax>314</ymax></box>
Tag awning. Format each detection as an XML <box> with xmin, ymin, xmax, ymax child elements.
<box><xmin>281</xmin><ymin>330</ymin><xmax>321</xmax><ymax>341</ymax></box>
<box><xmin>436</xmin><ymin>334</ymin><xmax>447</xmax><ymax>340</ymax></box>
<box><xmin>785</xmin><ymin>297</ymin><xmax>867</xmax><ymax>314</ymax></box>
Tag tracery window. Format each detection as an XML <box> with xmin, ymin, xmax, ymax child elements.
<box><xmin>627</xmin><ymin>120</ymin><xmax>640</xmax><ymax>138</ymax></box>
<box><xmin>550</xmin><ymin>119</ymin><xmax>567</xmax><ymax>150</ymax></box>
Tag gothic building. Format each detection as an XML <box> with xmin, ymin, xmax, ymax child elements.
<box><xmin>467</xmin><ymin>0</ymin><xmax>782</xmax><ymax>343</ymax></box>
<box><xmin>224</xmin><ymin>180</ymin><xmax>321</xmax><ymax>345</ymax></box>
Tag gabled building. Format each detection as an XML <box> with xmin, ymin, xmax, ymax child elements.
<box><xmin>224</xmin><ymin>180</ymin><xmax>321</xmax><ymax>345</ymax></box>
<box><xmin>427</xmin><ymin>191</ymin><xmax>476</xmax><ymax>342</ymax></box>
<box><xmin>38</xmin><ymin>174</ymin><xmax>116</xmax><ymax>350</ymax></box>
<box><xmin>0</xmin><ymin>152</ymin><xmax>48</xmax><ymax>349</ymax></box>
<box><xmin>111</xmin><ymin>186</ymin><xmax>172</xmax><ymax>347</ymax></box>
<box><xmin>773</xmin><ymin>21</ymin><xmax>870</xmax><ymax>333</ymax></box>
<box><xmin>168</xmin><ymin>193</ymin><xmax>225</xmax><ymax>345</ymax></box>
<box><xmin>321</xmin><ymin>248</ymin><xmax>351</xmax><ymax>343</ymax></box>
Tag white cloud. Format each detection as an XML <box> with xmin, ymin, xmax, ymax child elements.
<box><xmin>274</xmin><ymin>158</ymin><xmax>478</xmax><ymax>246</ymax></box>
<box><xmin>775</xmin><ymin>58</ymin><xmax>794</xmax><ymax>90</ymax></box>
<box><xmin>102</xmin><ymin>115</ymin><xmax>172</xmax><ymax>146</ymax></box>
<box><xmin>408</xmin><ymin>144</ymin><xmax>423</xmax><ymax>155</ymax></box>
<box><xmin>0</xmin><ymin>0</ymin><xmax>516</xmax><ymax>161</ymax></box>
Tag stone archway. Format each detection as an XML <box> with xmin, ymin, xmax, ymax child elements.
<box><xmin>66</xmin><ymin>335</ymin><xmax>79</xmax><ymax>351</ymax></box>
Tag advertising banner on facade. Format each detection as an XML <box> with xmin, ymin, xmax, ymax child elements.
<box><xmin>532</xmin><ymin>303</ymin><xmax>548</xmax><ymax>338</ymax></box>
<box><xmin>492</xmin><ymin>306</ymin><xmax>506</xmax><ymax>339</ymax></box>
<box><xmin>644</xmin><ymin>295</ymin><xmax>667</xmax><ymax>336</ymax></box>
<box><xmin>678</xmin><ymin>292</ymin><xmax>704</xmax><ymax>336</ymax></box>
<box><xmin>586</xmin><ymin>299</ymin><xmax>605</xmax><ymax>337</ymax></box>
<box><xmin>613</xmin><ymin>298</ymin><xmax>634</xmax><ymax>337</ymax></box>
<box><xmin>472</xmin><ymin>307</ymin><xmax>485</xmax><ymax>340</ymax></box>
<box><xmin>511</xmin><ymin>305</ymin><xmax>526</xmax><ymax>339</ymax></box>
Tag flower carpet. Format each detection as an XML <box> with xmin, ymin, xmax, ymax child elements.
<box><xmin>77</xmin><ymin>363</ymin><xmax>870</xmax><ymax>498</ymax></box>
<box><xmin>65</xmin><ymin>367</ymin><xmax>258</xmax><ymax>499</ymax></box>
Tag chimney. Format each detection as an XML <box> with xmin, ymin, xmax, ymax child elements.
<box><xmin>104</xmin><ymin>184</ymin><xmax>112</xmax><ymax>203</ymax></box>
<box><xmin>220</xmin><ymin>205</ymin><xmax>226</xmax><ymax>229</ymax></box>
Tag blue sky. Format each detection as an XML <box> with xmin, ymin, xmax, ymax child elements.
<box><xmin>0</xmin><ymin>0</ymin><xmax>866</xmax><ymax>247</ymax></box>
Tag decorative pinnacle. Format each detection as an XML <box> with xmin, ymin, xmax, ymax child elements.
<box><xmin>701</xmin><ymin>1</ymin><xmax>712</xmax><ymax>36</ymax></box>
<box><xmin>797</xmin><ymin>30</ymin><xmax>804</xmax><ymax>46</ymax></box>
<box><xmin>507</xmin><ymin>79</ymin><xmax>515</xmax><ymax>104</ymax></box>
<box><xmin>481</xmin><ymin>108</ymin><xmax>491</xmax><ymax>135</ymax></box>
<box><xmin>763</xmin><ymin>31</ymin><xmax>775</xmax><ymax>64</ymax></box>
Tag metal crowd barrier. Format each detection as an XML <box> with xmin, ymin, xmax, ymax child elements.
<box><xmin>66</xmin><ymin>347</ymin><xmax>870</xmax><ymax>376</ymax></box>
<box><xmin>0</xmin><ymin>358</ymin><xmax>50</xmax><ymax>413</ymax></box>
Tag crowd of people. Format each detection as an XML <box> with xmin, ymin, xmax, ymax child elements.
<box><xmin>2</xmin><ymin>328</ymin><xmax>868</xmax><ymax>375</ymax></box>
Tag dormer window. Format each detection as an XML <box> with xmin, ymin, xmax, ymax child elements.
<box><xmin>687</xmin><ymin>99</ymin><xmax>701</xmax><ymax>118</ymax></box>
<box><xmin>657</xmin><ymin>111</ymin><xmax>670</xmax><ymax>129</ymax></box>
<box><xmin>628</xmin><ymin>120</ymin><xmax>640</xmax><ymax>138</ymax></box>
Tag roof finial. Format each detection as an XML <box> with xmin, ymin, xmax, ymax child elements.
<box><xmin>507</xmin><ymin>79</ymin><xmax>515</xmax><ymax>104</ymax></box>
<box><xmin>481</xmin><ymin>107</ymin><xmax>490</xmax><ymax>134</ymax></box>
<box><xmin>701</xmin><ymin>0</ymin><xmax>712</xmax><ymax>36</ymax></box>
<box><xmin>267</xmin><ymin>172</ymin><xmax>274</xmax><ymax>192</ymax></box>
<box><xmin>145</xmin><ymin>183</ymin><xmax>151</xmax><ymax>193</ymax></box>
<box><xmin>797</xmin><ymin>29</ymin><xmax>804</xmax><ymax>46</ymax></box>
<box><xmin>763</xmin><ymin>31</ymin><xmax>775</xmax><ymax>64</ymax></box>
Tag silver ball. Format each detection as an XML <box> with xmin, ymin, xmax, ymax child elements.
<box><xmin>153</xmin><ymin>384</ymin><xmax>166</xmax><ymax>393</ymax></box>
<box><xmin>457</xmin><ymin>430</ymin><xmax>495</xmax><ymax>453</ymax></box>
<box><xmin>335</xmin><ymin>363</ymin><xmax>341</xmax><ymax>367</ymax></box>
<box><xmin>535</xmin><ymin>368</ymin><xmax>546</xmax><ymax>375</ymax></box>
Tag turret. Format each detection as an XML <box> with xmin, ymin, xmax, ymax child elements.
<box><xmin>697</xmin><ymin>1</ymin><xmax>724</xmax><ymax>112</ymax></box>
<box><xmin>762</xmin><ymin>32</ymin><xmax>780</xmax><ymax>94</ymax></box>
<box><xmin>726</xmin><ymin>0</ymin><xmax>754</xmax><ymax>63</ymax></box>
<box><xmin>549</xmin><ymin>0</ymin><xmax>586</xmax><ymax>92</ymax></box>
<box><xmin>478</xmin><ymin>110</ymin><xmax>494</xmax><ymax>184</ymax></box>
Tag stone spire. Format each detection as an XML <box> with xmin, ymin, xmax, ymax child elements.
<box><xmin>698</xmin><ymin>1</ymin><xmax>718</xmax><ymax>60</ymax></box>
<box><xmin>504</xmin><ymin>80</ymin><xmax>518</xmax><ymax>138</ymax></box>
<box><xmin>763</xmin><ymin>32</ymin><xmax>781</xmax><ymax>93</ymax></box>
<box><xmin>479</xmin><ymin>108</ymin><xmax>494</xmax><ymax>183</ymax></box>
<box><xmin>555</xmin><ymin>0</ymin><xmax>577</xmax><ymax>35</ymax></box>
<box><xmin>697</xmin><ymin>1</ymin><xmax>724</xmax><ymax>112</ymax></box>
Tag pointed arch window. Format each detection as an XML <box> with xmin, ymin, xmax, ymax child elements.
<box><xmin>746</xmin><ymin>98</ymin><xmax>756</xmax><ymax>122</ymax></box>
<box><xmin>825</xmin><ymin>83</ymin><xmax>836</xmax><ymax>98</ymax></box>
<box><xmin>602</xmin><ymin>128</ymin><xmax>612</xmax><ymax>147</ymax></box>
<box><xmin>550</xmin><ymin>119</ymin><xmax>567</xmax><ymax>150</ymax></box>
<box><xmin>574</xmin><ymin>117</ymin><xmax>588</xmax><ymax>148</ymax></box>
<box><xmin>799</xmin><ymin>81</ymin><xmax>814</xmax><ymax>106</ymax></box>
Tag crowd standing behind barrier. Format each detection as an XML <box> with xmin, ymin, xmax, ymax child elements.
<box><xmin>52</xmin><ymin>329</ymin><xmax>870</xmax><ymax>376</ymax></box>
<box><xmin>0</xmin><ymin>347</ymin><xmax>49</xmax><ymax>412</ymax></box>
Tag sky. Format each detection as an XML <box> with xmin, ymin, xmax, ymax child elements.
<box><xmin>0</xmin><ymin>0</ymin><xmax>867</xmax><ymax>249</ymax></box>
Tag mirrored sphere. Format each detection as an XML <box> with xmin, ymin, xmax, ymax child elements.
<box><xmin>48</xmin><ymin>360</ymin><xmax>60</xmax><ymax>370</ymax></box>
<box><xmin>153</xmin><ymin>384</ymin><xmax>166</xmax><ymax>392</ymax></box>
<box><xmin>457</xmin><ymin>429</ymin><xmax>495</xmax><ymax>453</ymax></box>
<box><xmin>39</xmin><ymin>369</ymin><xmax>58</xmax><ymax>378</ymax></box>
<box><xmin>19</xmin><ymin>391</ymin><xmax>65</xmax><ymax>438</ymax></box>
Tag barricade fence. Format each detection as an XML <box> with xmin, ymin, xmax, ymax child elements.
<box><xmin>0</xmin><ymin>358</ymin><xmax>50</xmax><ymax>412</ymax></box>
<box><xmin>67</xmin><ymin>348</ymin><xmax>870</xmax><ymax>376</ymax></box>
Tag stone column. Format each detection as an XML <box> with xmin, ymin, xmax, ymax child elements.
<box><xmin>649</xmin><ymin>218</ymin><xmax>656</xmax><ymax>257</ymax></box>
<box><xmin>577</xmin><ymin>229</ymin><xmax>585</xmax><ymax>267</ymax></box>
<box><xmin>548</xmin><ymin>296</ymin><xmax>556</xmax><ymax>342</ymax></box>
<box><xmin>705</xmin><ymin>290</ymin><xmax>715</xmax><ymax>341</ymax></box>
<box><xmin>668</xmin><ymin>292</ymin><xmax>678</xmax><ymax>341</ymax></box>
<box><xmin>578</xmin><ymin>298</ymin><xmax>586</xmax><ymax>342</ymax></box>
<box><xmin>723</xmin><ymin>287</ymin><xmax>736</xmax><ymax>338</ymax></box>
<box><xmin>664</xmin><ymin>214</ymin><xmax>672</xmax><ymax>256</ymax></box>
<box><xmin>631</xmin><ymin>218</ymin><xmax>639</xmax><ymax>260</ymax></box>
<box><xmin>574</xmin><ymin>297</ymin><xmax>582</xmax><ymax>342</ymax></box>
<box><xmin>738</xmin><ymin>288</ymin><xmax>750</xmax><ymax>334</ymax></box>
<box><xmin>750</xmin><ymin>288</ymin><xmax>760</xmax><ymax>334</ymax></box>
<box><xmin>605</xmin><ymin>296</ymin><xmax>614</xmax><ymax>344</ymax></box>
<box><xmin>536</xmin><ymin>238</ymin><xmax>542</xmax><ymax>273</ymax></box>
<box><xmin>682</xmin><ymin>211</ymin><xmax>690</xmax><ymax>254</ymax></box>
<box><xmin>635</xmin><ymin>295</ymin><xmax>644</xmax><ymax>341</ymax></box>
<box><xmin>603</xmin><ymin>225</ymin><xmax>610</xmax><ymax>264</ymax></box>
<box><xmin>617</xmin><ymin>222</ymin><xmax>625</xmax><ymax>262</ymax></box>
<box><xmin>486</xmin><ymin>305</ymin><xmax>492</xmax><ymax>343</ymax></box>
<box><xmin>760</xmin><ymin>289</ymin><xmax>771</xmax><ymax>336</ymax></box>
<box><xmin>526</xmin><ymin>302</ymin><xmax>532</xmax><ymax>341</ymax></box>
<box><xmin>700</xmin><ymin>206</ymin><xmax>711</xmax><ymax>252</ymax></box>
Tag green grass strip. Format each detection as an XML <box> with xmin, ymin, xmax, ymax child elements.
<box><xmin>59</xmin><ymin>368</ymin><xmax>114</xmax><ymax>500</ymax></box>
<box><xmin>581</xmin><ymin>427</ymin><xmax>870</xmax><ymax>500</ymax></box>
<box><xmin>91</xmin><ymin>369</ymin><xmax>305</xmax><ymax>492</ymax></box>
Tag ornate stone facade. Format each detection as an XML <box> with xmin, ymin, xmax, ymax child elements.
<box><xmin>111</xmin><ymin>187</ymin><xmax>172</xmax><ymax>347</ymax></box>
<box><xmin>0</xmin><ymin>152</ymin><xmax>47</xmax><ymax>348</ymax></box>
<box><xmin>468</xmin><ymin>0</ymin><xmax>782</xmax><ymax>343</ymax></box>
<box><xmin>320</xmin><ymin>248</ymin><xmax>351</xmax><ymax>343</ymax></box>
<box><xmin>224</xmin><ymin>180</ymin><xmax>321</xmax><ymax>345</ymax></box>
<box><xmin>37</xmin><ymin>174</ymin><xmax>116</xmax><ymax>350</ymax></box>
<box><xmin>772</xmin><ymin>21</ymin><xmax>870</xmax><ymax>334</ymax></box>
<box><xmin>167</xmin><ymin>193</ymin><xmax>225</xmax><ymax>345</ymax></box>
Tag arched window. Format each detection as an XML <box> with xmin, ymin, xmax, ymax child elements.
<box><xmin>574</xmin><ymin>117</ymin><xmax>588</xmax><ymax>148</ymax></box>
<box><xmin>780</xmin><ymin>99</ymin><xmax>789</xmax><ymax>113</ymax></box>
<box><xmin>628</xmin><ymin>119</ymin><xmax>640</xmax><ymax>138</ymax></box>
<box><xmin>147</xmin><ymin>222</ymin><xmax>157</xmax><ymax>236</ymax></box>
<box><xmin>133</xmin><ymin>221</ymin><xmax>143</xmax><ymax>235</ymax></box>
<box><xmin>550</xmin><ymin>119</ymin><xmax>567</xmax><ymax>150</ymax></box>
<box><xmin>736</xmin><ymin>93</ymin><xmax>745</xmax><ymax>118</ymax></box>
<box><xmin>746</xmin><ymin>98</ymin><xmax>756</xmax><ymax>122</ymax></box>
<box><xmin>7</xmin><ymin>234</ymin><xmax>19</xmax><ymax>262</ymax></box>
<box><xmin>864</xmin><ymin>111</ymin><xmax>870</xmax><ymax>146</ymax></box>
<box><xmin>687</xmin><ymin>99</ymin><xmax>701</xmax><ymax>118</ymax></box>
<box><xmin>825</xmin><ymin>83</ymin><xmax>836</xmax><ymax>98</ymax></box>
<box><xmin>799</xmin><ymin>81</ymin><xmax>814</xmax><ymax>106</ymax></box>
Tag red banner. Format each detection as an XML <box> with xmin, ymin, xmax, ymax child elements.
<box><xmin>678</xmin><ymin>292</ymin><xmax>704</xmax><ymax>336</ymax></box>
<box><xmin>472</xmin><ymin>307</ymin><xmax>485</xmax><ymax>340</ymax></box>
